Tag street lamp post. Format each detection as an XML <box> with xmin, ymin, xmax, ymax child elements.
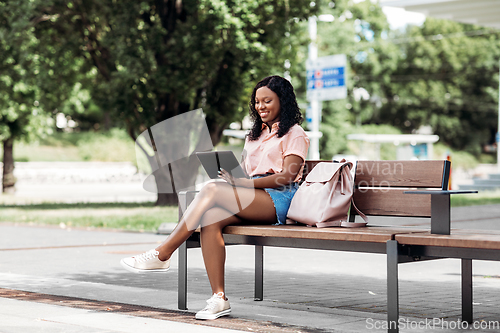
<box><xmin>307</xmin><ymin>15</ymin><xmax>334</xmax><ymax>160</ymax></box>
<box><xmin>308</xmin><ymin>16</ymin><xmax>320</xmax><ymax>160</ymax></box>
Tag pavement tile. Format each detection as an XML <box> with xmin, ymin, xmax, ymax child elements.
<box><xmin>0</xmin><ymin>297</ymin><xmax>243</xmax><ymax>333</ymax></box>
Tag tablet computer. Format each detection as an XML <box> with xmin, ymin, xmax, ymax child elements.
<box><xmin>196</xmin><ymin>151</ymin><xmax>248</xmax><ymax>179</ymax></box>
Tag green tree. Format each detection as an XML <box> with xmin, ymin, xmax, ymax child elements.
<box><xmin>35</xmin><ymin>0</ymin><xmax>316</xmax><ymax>205</ymax></box>
<box><xmin>312</xmin><ymin>2</ymin><xmax>500</xmax><ymax>159</ymax></box>
<box><xmin>0</xmin><ymin>0</ymin><xmax>85</xmax><ymax>192</ymax></box>
<box><xmin>296</xmin><ymin>0</ymin><xmax>395</xmax><ymax>159</ymax></box>
<box><xmin>0</xmin><ymin>1</ymin><xmax>47</xmax><ymax>193</ymax></box>
<box><xmin>376</xmin><ymin>18</ymin><xmax>500</xmax><ymax>156</ymax></box>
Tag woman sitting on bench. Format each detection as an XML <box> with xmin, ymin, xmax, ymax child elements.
<box><xmin>120</xmin><ymin>75</ymin><xmax>310</xmax><ymax>320</ymax></box>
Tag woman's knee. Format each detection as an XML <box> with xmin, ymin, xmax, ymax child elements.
<box><xmin>198</xmin><ymin>182</ymin><xmax>225</xmax><ymax>199</ymax></box>
<box><xmin>200</xmin><ymin>207</ymin><xmax>236</xmax><ymax>230</ymax></box>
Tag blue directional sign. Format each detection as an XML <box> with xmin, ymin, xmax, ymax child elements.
<box><xmin>306</xmin><ymin>54</ymin><xmax>347</xmax><ymax>101</ymax></box>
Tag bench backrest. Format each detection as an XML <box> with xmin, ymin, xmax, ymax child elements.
<box><xmin>303</xmin><ymin>160</ymin><xmax>450</xmax><ymax>218</ymax></box>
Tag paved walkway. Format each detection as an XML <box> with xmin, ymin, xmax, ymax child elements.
<box><xmin>1</xmin><ymin>205</ymin><xmax>500</xmax><ymax>332</ymax></box>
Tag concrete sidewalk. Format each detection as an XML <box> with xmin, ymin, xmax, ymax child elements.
<box><xmin>1</xmin><ymin>205</ymin><xmax>500</xmax><ymax>332</ymax></box>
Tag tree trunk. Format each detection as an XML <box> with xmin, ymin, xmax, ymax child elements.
<box><xmin>2</xmin><ymin>138</ymin><xmax>16</xmax><ymax>194</ymax></box>
<box><xmin>103</xmin><ymin>111</ymin><xmax>111</xmax><ymax>131</ymax></box>
<box><xmin>155</xmin><ymin>192</ymin><xmax>178</xmax><ymax>206</ymax></box>
<box><xmin>137</xmin><ymin>140</ymin><xmax>201</xmax><ymax>207</ymax></box>
<box><xmin>133</xmin><ymin>97</ymin><xmax>211</xmax><ymax>206</ymax></box>
<box><xmin>152</xmin><ymin>156</ymin><xmax>200</xmax><ymax>206</ymax></box>
<box><xmin>152</xmin><ymin>164</ymin><xmax>179</xmax><ymax>206</ymax></box>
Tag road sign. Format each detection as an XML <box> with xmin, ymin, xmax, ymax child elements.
<box><xmin>306</xmin><ymin>54</ymin><xmax>347</xmax><ymax>101</ymax></box>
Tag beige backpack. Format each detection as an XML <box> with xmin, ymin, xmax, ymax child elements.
<box><xmin>287</xmin><ymin>161</ymin><xmax>368</xmax><ymax>228</ymax></box>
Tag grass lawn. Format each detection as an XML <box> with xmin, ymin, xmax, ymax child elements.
<box><xmin>8</xmin><ymin>129</ymin><xmax>136</xmax><ymax>163</ymax></box>
<box><xmin>1</xmin><ymin>191</ymin><xmax>499</xmax><ymax>232</ymax></box>
<box><xmin>0</xmin><ymin>202</ymin><xmax>178</xmax><ymax>232</ymax></box>
<box><xmin>451</xmin><ymin>190</ymin><xmax>500</xmax><ymax>207</ymax></box>
<box><xmin>3</xmin><ymin>192</ymin><xmax>496</xmax><ymax>232</ymax></box>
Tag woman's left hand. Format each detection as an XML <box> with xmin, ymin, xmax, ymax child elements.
<box><xmin>218</xmin><ymin>169</ymin><xmax>252</xmax><ymax>187</ymax></box>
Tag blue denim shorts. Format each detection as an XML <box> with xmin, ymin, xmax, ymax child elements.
<box><xmin>252</xmin><ymin>175</ymin><xmax>299</xmax><ymax>225</ymax></box>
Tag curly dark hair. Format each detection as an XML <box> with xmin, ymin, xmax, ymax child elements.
<box><xmin>247</xmin><ymin>75</ymin><xmax>304</xmax><ymax>141</ymax></box>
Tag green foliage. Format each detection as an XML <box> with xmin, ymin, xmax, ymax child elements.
<box><xmin>28</xmin><ymin>0</ymin><xmax>319</xmax><ymax>204</ymax></box>
<box><xmin>38</xmin><ymin>132</ymin><xmax>86</xmax><ymax>147</ymax></box>
<box><xmin>306</xmin><ymin>0</ymin><xmax>395</xmax><ymax>159</ymax></box>
<box><xmin>365</xmin><ymin>18</ymin><xmax>500</xmax><ymax>156</ymax></box>
<box><xmin>0</xmin><ymin>0</ymin><xmax>92</xmax><ymax>193</ymax></box>
<box><xmin>60</xmin><ymin>82</ymin><xmax>104</xmax><ymax>131</ymax></box>
<box><xmin>310</xmin><ymin>2</ymin><xmax>500</xmax><ymax>159</ymax></box>
<box><xmin>319</xmin><ymin>100</ymin><xmax>354</xmax><ymax>159</ymax></box>
<box><xmin>0</xmin><ymin>202</ymin><xmax>178</xmax><ymax>232</ymax></box>
<box><xmin>433</xmin><ymin>143</ymin><xmax>479</xmax><ymax>170</ymax></box>
<box><xmin>4</xmin><ymin>0</ymin><xmax>498</xmax><ymax>169</ymax></box>
<box><xmin>35</xmin><ymin>0</ymin><xmax>317</xmax><ymax>145</ymax></box>
<box><xmin>478</xmin><ymin>153</ymin><xmax>496</xmax><ymax>164</ymax></box>
<box><xmin>0</xmin><ymin>1</ymin><xmax>49</xmax><ymax>142</ymax></box>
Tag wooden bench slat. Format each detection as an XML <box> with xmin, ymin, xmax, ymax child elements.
<box><xmin>355</xmin><ymin>160</ymin><xmax>446</xmax><ymax>188</ymax></box>
<box><xmin>222</xmin><ymin>225</ymin><xmax>428</xmax><ymax>243</ymax></box>
<box><xmin>395</xmin><ymin>229</ymin><xmax>500</xmax><ymax>250</ymax></box>
<box><xmin>353</xmin><ymin>189</ymin><xmax>431</xmax><ymax>217</ymax></box>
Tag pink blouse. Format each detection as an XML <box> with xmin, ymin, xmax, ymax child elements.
<box><xmin>243</xmin><ymin>123</ymin><xmax>310</xmax><ymax>182</ymax></box>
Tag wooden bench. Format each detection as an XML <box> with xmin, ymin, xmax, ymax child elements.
<box><xmin>177</xmin><ymin>159</ymin><xmax>483</xmax><ymax>333</ymax></box>
<box><xmin>388</xmin><ymin>229</ymin><xmax>500</xmax><ymax>332</ymax></box>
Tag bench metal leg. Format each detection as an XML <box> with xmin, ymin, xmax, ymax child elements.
<box><xmin>387</xmin><ymin>240</ymin><xmax>399</xmax><ymax>333</ymax></box>
<box><xmin>255</xmin><ymin>245</ymin><xmax>263</xmax><ymax>301</ymax></box>
<box><xmin>462</xmin><ymin>258</ymin><xmax>473</xmax><ymax>323</ymax></box>
<box><xmin>430</xmin><ymin>194</ymin><xmax>451</xmax><ymax>235</ymax></box>
<box><xmin>178</xmin><ymin>241</ymin><xmax>188</xmax><ymax>310</ymax></box>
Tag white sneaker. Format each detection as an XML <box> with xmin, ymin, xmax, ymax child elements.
<box><xmin>195</xmin><ymin>292</ymin><xmax>231</xmax><ymax>320</ymax></box>
<box><xmin>120</xmin><ymin>249</ymin><xmax>170</xmax><ymax>273</ymax></box>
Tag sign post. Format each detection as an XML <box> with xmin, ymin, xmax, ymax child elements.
<box><xmin>306</xmin><ymin>55</ymin><xmax>347</xmax><ymax>102</ymax></box>
<box><xmin>306</xmin><ymin>15</ymin><xmax>347</xmax><ymax>161</ymax></box>
<box><xmin>305</xmin><ymin>54</ymin><xmax>347</xmax><ymax>160</ymax></box>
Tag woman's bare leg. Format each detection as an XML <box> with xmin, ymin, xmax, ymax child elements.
<box><xmin>199</xmin><ymin>208</ymin><xmax>239</xmax><ymax>295</ymax></box>
<box><xmin>155</xmin><ymin>181</ymin><xmax>276</xmax><ymax>270</ymax></box>
<box><xmin>199</xmin><ymin>188</ymin><xmax>276</xmax><ymax>295</ymax></box>
<box><xmin>154</xmin><ymin>181</ymin><xmax>236</xmax><ymax>260</ymax></box>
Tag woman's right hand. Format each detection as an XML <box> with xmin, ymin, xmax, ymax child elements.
<box><xmin>218</xmin><ymin>169</ymin><xmax>253</xmax><ymax>188</ymax></box>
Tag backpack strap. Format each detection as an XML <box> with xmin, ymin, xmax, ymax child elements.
<box><xmin>341</xmin><ymin>198</ymin><xmax>368</xmax><ymax>228</ymax></box>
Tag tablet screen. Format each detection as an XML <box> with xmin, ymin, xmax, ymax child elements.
<box><xmin>196</xmin><ymin>151</ymin><xmax>247</xmax><ymax>179</ymax></box>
